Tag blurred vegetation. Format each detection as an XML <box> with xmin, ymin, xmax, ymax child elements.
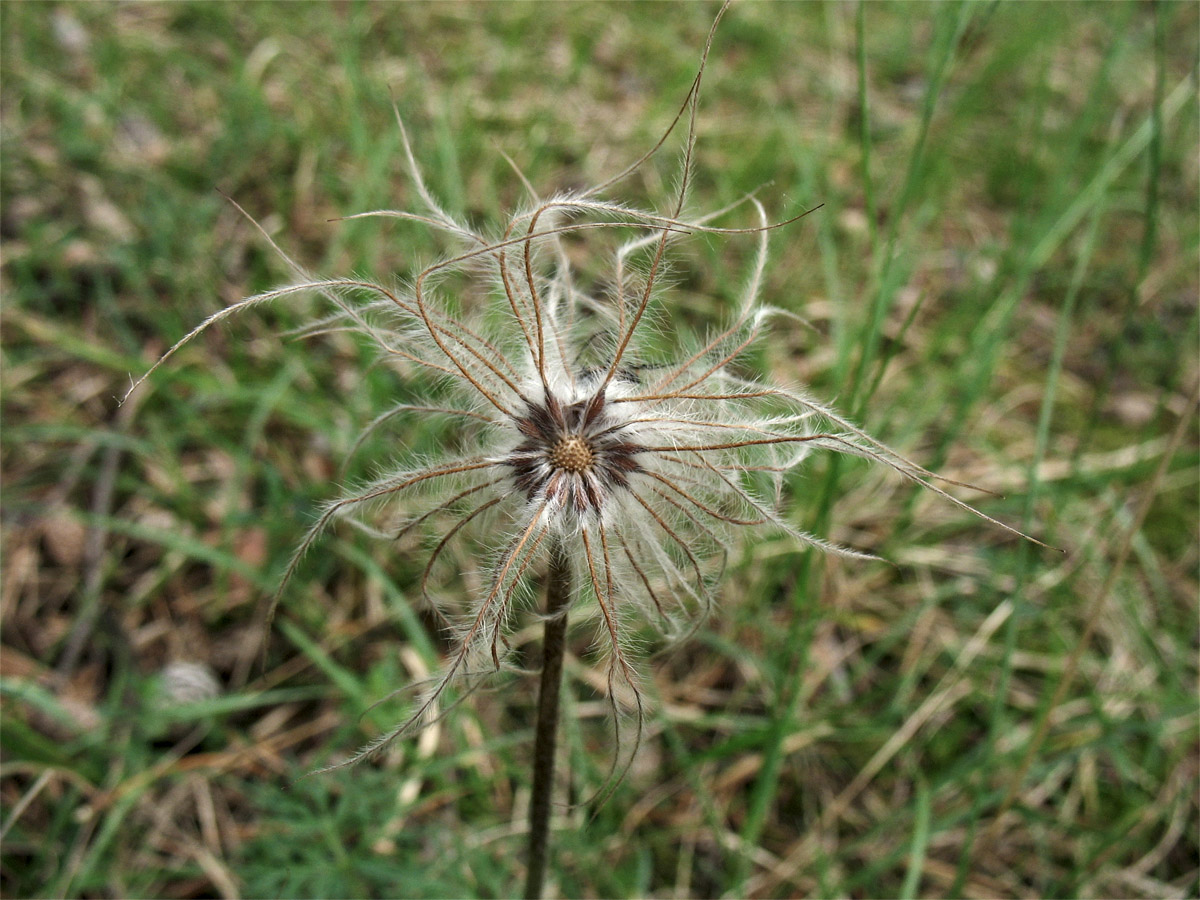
<box><xmin>2</xmin><ymin>2</ymin><xmax>1196</xmax><ymax>898</ymax></box>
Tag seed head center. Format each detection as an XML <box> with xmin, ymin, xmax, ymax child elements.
<box><xmin>549</xmin><ymin>434</ymin><xmax>595</xmax><ymax>474</ymax></box>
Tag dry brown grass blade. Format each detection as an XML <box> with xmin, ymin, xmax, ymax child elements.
<box><xmin>982</xmin><ymin>375</ymin><xmax>1199</xmax><ymax>840</ymax></box>
<box><xmin>748</xmin><ymin>598</ymin><xmax>1017</xmax><ymax>895</ymax></box>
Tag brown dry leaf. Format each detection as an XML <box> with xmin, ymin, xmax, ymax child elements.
<box><xmin>41</xmin><ymin>508</ymin><xmax>88</xmax><ymax>569</ymax></box>
<box><xmin>79</xmin><ymin>175</ymin><xmax>136</xmax><ymax>244</ymax></box>
<box><xmin>113</xmin><ymin>113</ymin><xmax>170</xmax><ymax>167</ymax></box>
<box><xmin>61</xmin><ymin>239</ymin><xmax>101</xmax><ymax>268</ymax></box>
<box><xmin>0</xmin><ymin>645</ymin><xmax>46</xmax><ymax>680</ymax></box>
<box><xmin>56</xmin><ymin>669</ymin><xmax>104</xmax><ymax>735</ymax></box>
<box><xmin>1110</xmin><ymin>391</ymin><xmax>1159</xmax><ymax>427</ymax></box>
<box><xmin>0</xmin><ymin>540</ymin><xmax>39</xmax><ymax>618</ymax></box>
<box><xmin>52</xmin><ymin>9</ymin><xmax>91</xmax><ymax>56</ymax></box>
<box><xmin>232</xmin><ymin>527</ymin><xmax>268</xmax><ymax>569</ymax></box>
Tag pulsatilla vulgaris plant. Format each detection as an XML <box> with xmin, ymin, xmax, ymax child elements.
<box><xmin>128</xmin><ymin>8</ymin><xmax>1041</xmax><ymax>894</ymax></box>
<box><xmin>129</xmin><ymin>32</ymin><xmax>1033</xmax><ymax>764</ymax></box>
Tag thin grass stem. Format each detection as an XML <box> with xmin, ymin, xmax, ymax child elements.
<box><xmin>524</xmin><ymin>541</ymin><xmax>572</xmax><ymax>900</ymax></box>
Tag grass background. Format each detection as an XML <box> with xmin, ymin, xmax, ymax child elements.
<box><xmin>2</xmin><ymin>2</ymin><xmax>1197</xmax><ymax>897</ymax></box>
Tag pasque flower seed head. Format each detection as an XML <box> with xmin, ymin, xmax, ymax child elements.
<box><xmin>126</xmin><ymin>5</ymin><xmax>1043</xmax><ymax>770</ymax></box>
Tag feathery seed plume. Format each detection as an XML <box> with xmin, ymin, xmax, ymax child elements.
<box><xmin>125</xmin><ymin>6</ymin><xmax>1042</xmax><ymax>772</ymax></box>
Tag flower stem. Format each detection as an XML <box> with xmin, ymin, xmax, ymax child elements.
<box><xmin>524</xmin><ymin>541</ymin><xmax>571</xmax><ymax>900</ymax></box>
